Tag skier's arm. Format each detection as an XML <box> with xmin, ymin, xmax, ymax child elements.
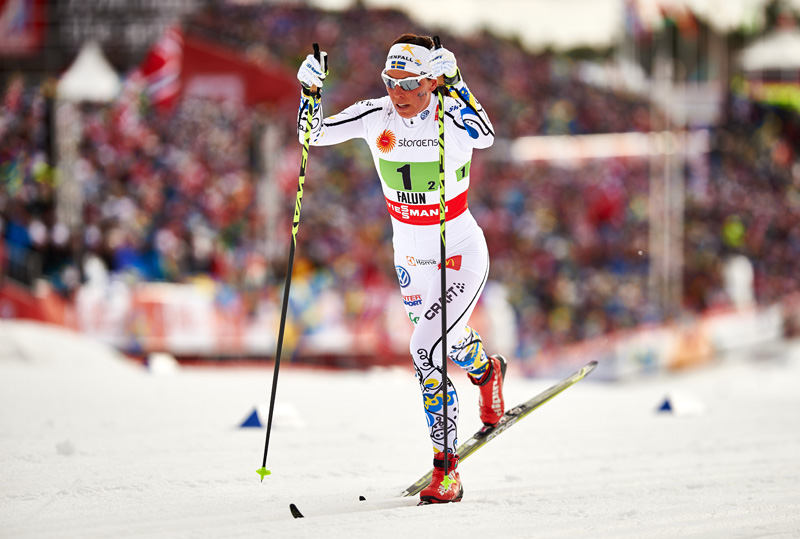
<box><xmin>445</xmin><ymin>79</ymin><xmax>495</xmax><ymax>149</ymax></box>
<box><xmin>429</xmin><ymin>47</ymin><xmax>495</xmax><ymax>149</ymax></box>
<box><xmin>296</xmin><ymin>96</ymin><xmax>372</xmax><ymax>147</ymax></box>
<box><xmin>296</xmin><ymin>49</ymin><xmax>370</xmax><ymax>146</ymax></box>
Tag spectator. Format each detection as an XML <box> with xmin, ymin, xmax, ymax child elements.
<box><xmin>2</xmin><ymin>4</ymin><xmax>799</xmax><ymax>357</ymax></box>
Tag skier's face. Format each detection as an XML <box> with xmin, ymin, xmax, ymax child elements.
<box><xmin>384</xmin><ymin>69</ymin><xmax>437</xmax><ymax>119</ymax></box>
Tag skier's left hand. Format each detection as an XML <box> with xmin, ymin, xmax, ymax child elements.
<box><xmin>429</xmin><ymin>47</ymin><xmax>459</xmax><ymax>80</ymax></box>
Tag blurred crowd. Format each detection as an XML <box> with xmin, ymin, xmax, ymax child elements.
<box><xmin>2</xmin><ymin>4</ymin><xmax>799</xmax><ymax>354</ymax></box>
<box><xmin>1</xmin><ymin>82</ymin><xmax>265</xmax><ymax>290</ymax></box>
<box><xmin>188</xmin><ymin>4</ymin><xmax>657</xmax><ymax>137</ymax></box>
<box><xmin>684</xmin><ymin>91</ymin><xmax>800</xmax><ymax>313</ymax></box>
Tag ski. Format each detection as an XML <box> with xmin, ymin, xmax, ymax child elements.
<box><xmin>400</xmin><ymin>360</ymin><xmax>598</xmax><ymax>498</ymax></box>
<box><xmin>289</xmin><ymin>496</ymin><xmax>406</xmax><ymax>518</ymax></box>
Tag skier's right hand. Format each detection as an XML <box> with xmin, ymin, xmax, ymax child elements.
<box><xmin>297</xmin><ymin>53</ymin><xmax>327</xmax><ymax>90</ymax></box>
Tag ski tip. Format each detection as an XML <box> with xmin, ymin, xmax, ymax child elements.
<box><xmin>256</xmin><ymin>467</ymin><xmax>271</xmax><ymax>481</ymax></box>
<box><xmin>289</xmin><ymin>503</ymin><xmax>304</xmax><ymax>518</ymax></box>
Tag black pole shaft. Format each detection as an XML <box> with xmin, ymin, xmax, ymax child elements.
<box><xmin>259</xmin><ymin>43</ymin><xmax>321</xmax><ymax>477</ymax></box>
<box><xmin>261</xmin><ymin>238</ymin><xmax>297</xmax><ymax>469</ymax></box>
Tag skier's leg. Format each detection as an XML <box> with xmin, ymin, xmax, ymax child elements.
<box><xmin>409</xmin><ymin>317</ymin><xmax>459</xmax><ymax>456</ymax></box>
<box><xmin>409</xmin><ymin>253</ymin><xmax>489</xmax><ymax>454</ymax></box>
<box><xmin>448</xmin><ymin>325</ymin><xmax>491</xmax><ymax>381</ymax></box>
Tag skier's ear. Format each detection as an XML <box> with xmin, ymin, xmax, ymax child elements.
<box><xmin>425</xmin><ymin>78</ymin><xmax>438</xmax><ymax>93</ymax></box>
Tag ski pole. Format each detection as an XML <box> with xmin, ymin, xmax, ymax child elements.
<box><xmin>257</xmin><ymin>43</ymin><xmax>327</xmax><ymax>482</ymax></box>
<box><xmin>432</xmin><ymin>35</ymin><xmax>452</xmax><ymax>483</ymax></box>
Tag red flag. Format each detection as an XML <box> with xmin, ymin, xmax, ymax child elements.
<box><xmin>0</xmin><ymin>0</ymin><xmax>46</xmax><ymax>55</ymax></box>
<box><xmin>138</xmin><ymin>25</ymin><xmax>183</xmax><ymax>113</ymax></box>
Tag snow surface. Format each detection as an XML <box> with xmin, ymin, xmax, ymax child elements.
<box><xmin>1</xmin><ymin>320</ymin><xmax>799</xmax><ymax>538</ymax></box>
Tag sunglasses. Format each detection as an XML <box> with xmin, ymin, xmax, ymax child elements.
<box><xmin>381</xmin><ymin>71</ymin><xmax>431</xmax><ymax>91</ymax></box>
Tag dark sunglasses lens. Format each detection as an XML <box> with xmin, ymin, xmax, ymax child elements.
<box><xmin>382</xmin><ymin>74</ymin><xmax>423</xmax><ymax>90</ymax></box>
<box><xmin>399</xmin><ymin>79</ymin><xmax>421</xmax><ymax>91</ymax></box>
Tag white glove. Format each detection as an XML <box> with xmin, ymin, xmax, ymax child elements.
<box><xmin>297</xmin><ymin>53</ymin><xmax>328</xmax><ymax>89</ymax></box>
<box><xmin>428</xmin><ymin>47</ymin><xmax>458</xmax><ymax>80</ymax></box>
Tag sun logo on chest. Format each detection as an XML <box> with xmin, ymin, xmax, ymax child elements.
<box><xmin>376</xmin><ymin>129</ymin><xmax>396</xmax><ymax>153</ymax></box>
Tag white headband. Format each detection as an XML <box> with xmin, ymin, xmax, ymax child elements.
<box><xmin>384</xmin><ymin>43</ymin><xmax>431</xmax><ymax>76</ymax></box>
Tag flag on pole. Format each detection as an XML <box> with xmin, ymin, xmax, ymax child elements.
<box><xmin>137</xmin><ymin>25</ymin><xmax>184</xmax><ymax>113</ymax></box>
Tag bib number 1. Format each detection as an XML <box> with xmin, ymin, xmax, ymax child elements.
<box><xmin>381</xmin><ymin>158</ymin><xmax>469</xmax><ymax>192</ymax></box>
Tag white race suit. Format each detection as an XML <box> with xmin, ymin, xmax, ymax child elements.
<box><xmin>297</xmin><ymin>78</ymin><xmax>495</xmax><ymax>454</ymax></box>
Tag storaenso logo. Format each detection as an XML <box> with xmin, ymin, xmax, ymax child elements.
<box><xmin>376</xmin><ymin>129</ymin><xmax>397</xmax><ymax>153</ymax></box>
<box><xmin>424</xmin><ymin>282</ymin><xmax>467</xmax><ymax>320</ymax></box>
<box><xmin>398</xmin><ymin>138</ymin><xmax>438</xmax><ymax>148</ymax></box>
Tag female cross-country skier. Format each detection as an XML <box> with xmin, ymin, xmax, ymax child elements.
<box><xmin>296</xmin><ymin>33</ymin><xmax>506</xmax><ymax>504</ymax></box>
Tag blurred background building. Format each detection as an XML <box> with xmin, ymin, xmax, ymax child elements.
<box><xmin>2</xmin><ymin>0</ymin><xmax>799</xmax><ymax>375</ymax></box>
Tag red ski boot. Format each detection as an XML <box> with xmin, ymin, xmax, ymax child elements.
<box><xmin>419</xmin><ymin>452</ymin><xmax>463</xmax><ymax>505</ymax></box>
<box><xmin>472</xmin><ymin>354</ymin><xmax>507</xmax><ymax>432</ymax></box>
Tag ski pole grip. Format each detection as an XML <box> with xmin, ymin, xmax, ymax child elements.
<box><xmin>308</xmin><ymin>43</ymin><xmax>325</xmax><ymax>94</ymax></box>
<box><xmin>299</xmin><ymin>44</ymin><xmax>323</xmax><ymax>95</ymax></box>
<box><xmin>432</xmin><ymin>36</ymin><xmax>444</xmax><ymax>88</ymax></box>
<box><xmin>312</xmin><ymin>43</ymin><xmax>328</xmax><ymax>78</ymax></box>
